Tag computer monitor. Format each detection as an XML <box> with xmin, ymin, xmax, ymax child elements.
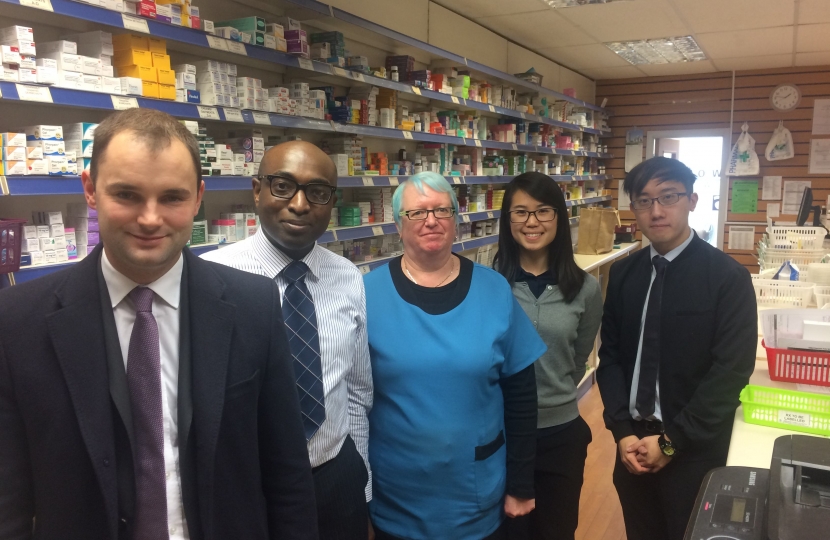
<box><xmin>796</xmin><ymin>187</ymin><xmax>821</xmax><ymax>227</ymax></box>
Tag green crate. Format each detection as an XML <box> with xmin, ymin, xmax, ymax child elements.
<box><xmin>740</xmin><ymin>384</ymin><xmax>830</xmax><ymax>437</ymax></box>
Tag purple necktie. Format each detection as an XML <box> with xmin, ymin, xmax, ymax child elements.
<box><xmin>127</xmin><ymin>286</ymin><xmax>168</xmax><ymax>540</ymax></box>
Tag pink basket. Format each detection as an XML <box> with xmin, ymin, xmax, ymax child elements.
<box><xmin>0</xmin><ymin>219</ymin><xmax>27</xmax><ymax>274</ymax></box>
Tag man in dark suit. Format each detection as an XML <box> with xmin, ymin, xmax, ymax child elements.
<box><xmin>597</xmin><ymin>157</ymin><xmax>757</xmax><ymax>540</ymax></box>
<box><xmin>0</xmin><ymin>108</ymin><xmax>318</xmax><ymax>540</ymax></box>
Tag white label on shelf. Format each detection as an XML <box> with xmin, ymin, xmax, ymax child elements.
<box><xmin>512</xmin><ymin>144</ymin><xmax>518</xmax><ymax>151</ymax></box>
<box><xmin>352</xmin><ymin>72</ymin><xmax>365</xmax><ymax>82</ymax></box>
<box><xmin>372</xmin><ymin>226</ymin><xmax>384</xmax><ymax>236</ymax></box>
<box><xmin>488</xmin><ymin>105</ymin><xmax>496</xmax><ymax>113</ymax></box>
<box><xmin>111</xmin><ymin>96</ymin><xmax>139</xmax><ymax>110</ymax></box>
<box><xmin>411</xmin><ymin>86</ymin><xmax>421</xmax><ymax>96</ymax></box>
<box><xmin>474</xmin><ymin>139</ymin><xmax>482</xmax><ymax>148</ymax></box>
<box><xmin>223</xmin><ymin>108</ymin><xmax>244</xmax><ymax>123</ymax></box>
<box><xmin>122</xmin><ymin>14</ymin><xmax>150</xmax><ymax>33</ymax></box>
<box><xmin>227</xmin><ymin>41</ymin><xmax>247</xmax><ymax>56</ymax></box>
<box><xmin>487</xmin><ymin>211</ymin><xmax>494</xmax><ymax>219</ymax></box>
<box><xmin>401</xmin><ymin>131</ymin><xmax>413</xmax><ymax>140</ymax></box>
<box><xmin>520</xmin><ymin>112</ymin><xmax>526</xmax><ymax>119</ymax></box>
<box><xmin>362</xmin><ymin>178</ymin><xmax>374</xmax><ymax>186</ymax></box>
<box><xmin>359</xmin><ymin>265</ymin><xmax>371</xmax><ymax>275</ymax></box>
<box><xmin>0</xmin><ymin>87</ymin><xmax>3</xmax><ymax>98</ymax></box>
<box><xmin>206</xmin><ymin>35</ymin><xmax>229</xmax><ymax>51</ymax></box>
<box><xmin>297</xmin><ymin>58</ymin><xmax>314</xmax><ymax>71</ymax></box>
<box><xmin>332</xmin><ymin>67</ymin><xmax>349</xmax><ymax>78</ymax></box>
<box><xmin>252</xmin><ymin>112</ymin><xmax>271</xmax><ymax>125</ymax></box>
<box><xmin>571</xmin><ymin>150</ymin><xmax>576</xmax><ymax>155</ymax></box>
<box><xmin>450</xmin><ymin>96</ymin><xmax>459</xmax><ymax>104</ymax></box>
<box><xmin>197</xmin><ymin>106</ymin><xmax>221</xmax><ymax>120</ymax></box>
<box><xmin>453</xmin><ymin>177</ymin><xmax>461</xmax><ymax>184</ymax></box>
<box><xmin>16</xmin><ymin>84</ymin><xmax>52</xmax><ymax>103</ymax></box>
<box><xmin>462</xmin><ymin>214</ymin><xmax>470</xmax><ymax>223</ymax></box>
<box><xmin>20</xmin><ymin>0</ymin><xmax>53</xmax><ymax>11</ymax></box>
<box><xmin>778</xmin><ymin>410</ymin><xmax>811</xmax><ymax>427</ymax></box>
<box><xmin>389</xmin><ymin>178</ymin><xmax>399</xmax><ymax>186</ymax></box>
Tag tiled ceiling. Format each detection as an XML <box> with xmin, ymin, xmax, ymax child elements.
<box><xmin>432</xmin><ymin>0</ymin><xmax>830</xmax><ymax>80</ymax></box>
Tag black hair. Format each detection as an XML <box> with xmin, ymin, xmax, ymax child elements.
<box><xmin>623</xmin><ymin>156</ymin><xmax>696</xmax><ymax>198</ymax></box>
<box><xmin>493</xmin><ymin>172</ymin><xmax>586</xmax><ymax>303</ymax></box>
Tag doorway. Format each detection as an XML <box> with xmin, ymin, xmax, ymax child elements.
<box><xmin>646</xmin><ymin>129</ymin><xmax>732</xmax><ymax>249</ymax></box>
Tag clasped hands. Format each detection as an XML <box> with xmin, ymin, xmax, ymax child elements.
<box><xmin>618</xmin><ymin>434</ymin><xmax>672</xmax><ymax>475</ymax></box>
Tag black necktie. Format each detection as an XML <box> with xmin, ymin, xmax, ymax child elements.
<box><xmin>636</xmin><ymin>255</ymin><xmax>669</xmax><ymax>418</ymax></box>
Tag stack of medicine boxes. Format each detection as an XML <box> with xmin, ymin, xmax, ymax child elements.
<box><xmin>1</xmin><ymin>132</ymin><xmax>44</xmax><ymax>176</ymax></box>
<box><xmin>172</xmin><ymin>63</ymin><xmax>200</xmax><ymax>104</ymax></box>
<box><xmin>26</xmin><ymin>125</ymin><xmax>75</xmax><ymax>176</ymax></box>
<box><xmin>237</xmin><ymin>76</ymin><xmax>265</xmax><ymax>111</ymax></box>
<box><xmin>63</xmin><ymin>123</ymin><xmax>97</xmax><ymax>174</ymax></box>
<box><xmin>358</xmin><ymin>187</ymin><xmax>394</xmax><ymax>224</ymax></box>
<box><xmin>195</xmin><ymin>60</ymin><xmax>238</xmax><ymax>108</ymax></box>
<box><xmin>215</xmin><ymin>16</ymin><xmax>269</xmax><ymax>48</ymax></box>
<box><xmin>0</xmin><ymin>25</ymin><xmax>39</xmax><ymax>84</ymax></box>
<box><xmin>66</xmin><ymin>202</ymin><xmax>99</xmax><ymax>258</ymax></box>
<box><xmin>113</xmin><ymin>34</ymin><xmax>175</xmax><ymax>100</ymax></box>
<box><xmin>66</xmin><ymin>31</ymin><xmax>118</xmax><ymax>93</ymax></box>
<box><xmin>285</xmin><ymin>28</ymin><xmax>309</xmax><ymax>58</ymax></box>
<box><xmin>24</xmin><ymin>210</ymin><xmax>72</xmax><ymax>266</ymax></box>
<box><xmin>222</xmin><ymin>129</ymin><xmax>264</xmax><ymax>175</ymax></box>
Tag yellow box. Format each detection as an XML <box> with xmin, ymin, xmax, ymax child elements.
<box><xmin>147</xmin><ymin>37</ymin><xmax>167</xmax><ymax>54</ymax></box>
<box><xmin>151</xmin><ymin>53</ymin><xmax>171</xmax><ymax>70</ymax></box>
<box><xmin>182</xmin><ymin>15</ymin><xmax>191</xmax><ymax>28</ymax></box>
<box><xmin>155</xmin><ymin>0</ymin><xmax>185</xmax><ymax>4</ymax></box>
<box><xmin>113</xmin><ymin>34</ymin><xmax>149</xmax><ymax>51</ymax></box>
<box><xmin>158</xmin><ymin>84</ymin><xmax>176</xmax><ymax>101</ymax></box>
<box><xmin>142</xmin><ymin>80</ymin><xmax>160</xmax><ymax>99</ymax></box>
<box><xmin>156</xmin><ymin>68</ymin><xmax>175</xmax><ymax>86</ymax></box>
<box><xmin>113</xmin><ymin>49</ymin><xmax>153</xmax><ymax>68</ymax></box>
<box><xmin>117</xmin><ymin>64</ymin><xmax>156</xmax><ymax>82</ymax></box>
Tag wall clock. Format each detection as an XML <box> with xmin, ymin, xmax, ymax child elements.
<box><xmin>770</xmin><ymin>84</ymin><xmax>801</xmax><ymax>111</ymax></box>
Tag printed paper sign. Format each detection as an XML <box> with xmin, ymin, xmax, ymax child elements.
<box><xmin>778</xmin><ymin>410</ymin><xmax>811</xmax><ymax>427</ymax></box>
<box><xmin>411</xmin><ymin>87</ymin><xmax>421</xmax><ymax>96</ymax></box>
<box><xmin>16</xmin><ymin>84</ymin><xmax>52</xmax><ymax>103</ymax></box>
<box><xmin>197</xmin><ymin>106</ymin><xmax>220</xmax><ymax>120</ymax></box>
<box><xmin>297</xmin><ymin>58</ymin><xmax>314</xmax><ymax>71</ymax></box>
<box><xmin>111</xmin><ymin>96</ymin><xmax>139</xmax><ymax>110</ymax></box>
<box><xmin>362</xmin><ymin>178</ymin><xmax>374</xmax><ymax>186</ymax></box>
<box><xmin>223</xmin><ymin>108</ymin><xmax>244</xmax><ymax>123</ymax></box>
<box><xmin>389</xmin><ymin>178</ymin><xmax>399</xmax><ymax>186</ymax></box>
<box><xmin>227</xmin><ymin>42</ymin><xmax>247</xmax><ymax>56</ymax></box>
<box><xmin>372</xmin><ymin>226</ymin><xmax>384</xmax><ymax>236</ymax></box>
<box><xmin>401</xmin><ymin>131</ymin><xmax>413</xmax><ymax>140</ymax></box>
<box><xmin>206</xmin><ymin>36</ymin><xmax>229</xmax><ymax>51</ymax></box>
<box><xmin>252</xmin><ymin>112</ymin><xmax>271</xmax><ymax>125</ymax></box>
<box><xmin>20</xmin><ymin>0</ymin><xmax>53</xmax><ymax>11</ymax></box>
<box><xmin>122</xmin><ymin>14</ymin><xmax>150</xmax><ymax>33</ymax></box>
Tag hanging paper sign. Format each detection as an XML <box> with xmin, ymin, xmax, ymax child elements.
<box><xmin>122</xmin><ymin>14</ymin><xmax>149</xmax><ymax>33</ymax></box>
<box><xmin>197</xmin><ymin>106</ymin><xmax>220</xmax><ymax>120</ymax></box>
<box><xmin>111</xmin><ymin>96</ymin><xmax>139</xmax><ymax>110</ymax></box>
<box><xmin>223</xmin><ymin>108</ymin><xmax>245</xmax><ymax>123</ymax></box>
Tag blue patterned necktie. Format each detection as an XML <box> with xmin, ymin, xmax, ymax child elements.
<box><xmin>127</xmin><ymin>286</ymin><xmax>169</xmax><ymax>540</ymax></box>
<box><xmin>281</xmin><ymin>261</ymin><xmax>326</xmax><ymax>440</ymax></box>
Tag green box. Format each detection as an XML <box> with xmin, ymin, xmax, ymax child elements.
<box><xmin>254</xmin><ymin>32</ymin><xmax>265</xmax><ymax>47</ymax></box>
<box><xmin>190</xmin><ymin>220</ymin><xmax>207</xmax><ymax>245</ymax></box>
<box><xmin>216</xmin><ymin>17</ymin><xmax>266</xmax><ymax>34</ymax></box>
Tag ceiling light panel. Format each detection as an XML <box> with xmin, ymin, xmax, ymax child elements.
<box><xmin>605</xmin><ymin>36</ymin><xmax>707</xmax><ymax>65</ymax></box>
<box><xmin>540</xmin><ymin>0</ymin><xmax>632</xmax><ymax>7</ymax></box>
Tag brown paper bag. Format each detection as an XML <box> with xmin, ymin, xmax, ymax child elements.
<box><xmin>576</xmin><ymin>207</ymin><xmax>620</xmax><ymax>255</ymax></box>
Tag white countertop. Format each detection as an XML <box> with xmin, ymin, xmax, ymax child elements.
<box><xmin>575</xmin><ymin>242</ymin><xmax>640</xmax><ymax>272</ymax></box>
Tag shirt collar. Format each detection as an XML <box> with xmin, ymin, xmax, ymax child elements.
<box><xmin>650</xmin><ymin>228</ymin><xmax>695</xmax><ymax>263</ymax></box>
<box><xmin>101</xmin><ymin>248</ymin><xmax>183</xmax><ymax>309</ymax></box>
<box><xmin>251</xmin><ymin>228</ymin><xmax>322</xmax><ymax>280</ymax></box>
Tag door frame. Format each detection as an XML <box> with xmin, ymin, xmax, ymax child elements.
<box><xmin>645</xmin><ymin>128</ymin><xmax>732</xmax><ymax>250</ymax></box>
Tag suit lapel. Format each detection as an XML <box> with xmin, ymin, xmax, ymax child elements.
<box><xmin>46</xmin><ymin>246</ymin><xmax>119</xmax><ymax>539</ymax></box>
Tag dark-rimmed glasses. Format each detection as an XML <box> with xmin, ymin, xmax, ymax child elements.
<box><xmin>630</xmin><ymin>192</ymin><xmax>688</xmax><ymax>211</ymax></box>
<box><xmin>399</xmin><ymin>207</ymin><xmax>456</xmax><ymax>220</ymax></box>
<box><xmin>258</xmin><ymin>175</ymin><xmax>337</xmax><ymax>205</ymax></box>
<box><xmin>508</xmin><ymin>208</ymin><xmax>557</xmax><ymax>223</ymax></box>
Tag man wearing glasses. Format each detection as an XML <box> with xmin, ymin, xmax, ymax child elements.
<box><xmin>202</xmin><ymin>141</ymin><xmax>373</xmax><ymax>540</ymax></box>
<box><xmin>596</xmin><ymin>157</ymin><xmax>756</xmax><ymax>540</ymax></box>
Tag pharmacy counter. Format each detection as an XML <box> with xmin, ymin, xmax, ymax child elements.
<box><xmin>726</xmin><ymin>359</ymin><xmax>830</xmax><ymax>469</ymax></box>
<box><xmin>575</xmin><ymin>242</ymin><xmax>641</xmax><ymax>273</ymax></box>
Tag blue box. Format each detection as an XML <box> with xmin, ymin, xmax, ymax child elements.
<box><xmin>186</xmin><ymin>89</ymin><xmax>200</xmax><ymax>103</ymax></box>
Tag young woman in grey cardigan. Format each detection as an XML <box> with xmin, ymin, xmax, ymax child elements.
<box><xmin>495</xmin><ymin>172</ymin><xmax>603</xmax><ymax>540</ymax></box>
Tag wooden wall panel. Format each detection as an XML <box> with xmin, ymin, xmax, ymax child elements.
<box><xmin>597</xmin><ymin>66</ymin><xmax>830</xmax><ymax>275</ymax></box>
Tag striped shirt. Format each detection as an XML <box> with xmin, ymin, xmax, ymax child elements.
<box><xmin>201</xmin><ymin>229</ymin><xmax>373</xmax><ymax>500</ymax></box>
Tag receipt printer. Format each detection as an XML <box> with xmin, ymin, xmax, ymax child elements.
<box><xmin>684</xmin><ymin>435</ymin><xmax>830</xmax><ymax>540</ymax></box>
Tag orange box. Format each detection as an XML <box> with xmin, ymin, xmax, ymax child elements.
<box><xmin>113</xmin><ymin>49</ymin><xmax>153</xmax><ymax>68</ymax></box>
<box><xmin>142</xmin><ymin>80</ymin><xmax>160</xmax><ymax>99</ymax></box>
<box><xmin>118</xmin><ymin>64</ymin><xmax>156</xmax><ymax>82</ymax></box>
<box><xmin>147</xmin><ymin>37</ymin><xmax>166</xmax><ymax>54</ymax></box>
<box><xmin>158</xmin><ymin>84</ymin><xmax>176</xmax><ymax>101</ymax></box>
<box><xmin>113</xmin><ymin>34</ymin><xmax>149</xmax><ymax>51</ymax></box>
<box><xmin>151</xmin><ymin>53</ymin><xmax>170</xmax><ymax>70</ymax></box>
<box><xmin>156</xmin><ymin>68</ymin><xmax>175</xmax><ymax>86</ymax></box>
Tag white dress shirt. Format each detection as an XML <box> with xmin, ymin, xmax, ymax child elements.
<box><xmin>101</xmin><ymin>249</ymin><xmax>188</xmax><ymax>539</ymax></box>
<box><xmin>201</xmin><ymin>229</ymin><xmax>374</xmax><ymax>500</ymax></box>
<box><xmin>629</xmin><ymin>229</ymin><xmax>695</xmax><ymax>421</ymax></box>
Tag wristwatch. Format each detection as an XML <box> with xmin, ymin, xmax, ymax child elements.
<box><xmin>658</xmin><ymin>433</ymin><xmax>677</xmax><ymax>457</ymax></box>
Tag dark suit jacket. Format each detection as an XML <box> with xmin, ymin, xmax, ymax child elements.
<box><xmin>0</xmin><ymin>245</ymin><xmax>318</xmax><ymax>540</ymax></box>
<box><xmin>596</xmin><ymin>234</ymin><xmax>757</xmax><ymax>457</ymax></box>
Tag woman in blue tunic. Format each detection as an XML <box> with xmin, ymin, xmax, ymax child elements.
<box><xmin>363</xmin><ymin>172</ymin><xmax>547</xmax><ymax>540</ymax></box>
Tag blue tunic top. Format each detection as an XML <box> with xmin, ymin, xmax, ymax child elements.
<box><xmin>364</xmin><ymin>262</ymin><xmax>547</xmax><ymax>540</ymax></box>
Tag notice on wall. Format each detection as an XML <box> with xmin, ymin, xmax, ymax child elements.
<box><xmin>625</xmin><ymin>129</ymin><xmax>643</xmax><ymax>173</ymax></box>
<box><xmin>731</xmin><ymin>180</ymin><xmax>758</xmax><ymax>214</ymax></box>
<box><xmin>728</xmin><ymin>226</ymin><xmax>755</xmax><ymax>251</ymax></box>
<box><xmin>812</xmin><ymin>99</ymin><xmax>830</xmax><ymax>135</ymax></box>
<box><xmin>808</xmin><ymin>139</ymin><xmax>830</xmax><ymax>174</ymax></box>
<box><xmin>767</xmin><ymin>203</ymin><xmax>780</xmax><ymax>218</ymax></box>
<box><xmin>762</xmin><ymin>175</ymin><xmax>782</xmax><ymax>200</ymax></box>
<box><xmin>782</xmin><ymin>180</ymin><xmax>811</xmax><ymax>214</ymax></box>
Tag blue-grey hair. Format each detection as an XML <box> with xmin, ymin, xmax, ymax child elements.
<box><xmin>392</xmin><ymin>171</ymin><xmax>460</xmax><ymax>226</ymax></box>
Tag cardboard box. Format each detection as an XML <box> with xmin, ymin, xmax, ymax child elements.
<box><xmin>25</xmin><ymin>125</ymin><xmax>63</xmax><ymax>141</ymax></box>
<box><xmin>63</xmin><ymin>122</ymin><xmax>97</xmax><ymax>141</ymax></box>
<box><xmin>158</xmin><ymin>84</ymin><xmax>176</xmax><ymax>100</ymax></box>
<box><xmin>117</xmin><ymin>64</ymin><xmax>156</xmax><ymax>82</ymax></box>
<box><xmin>156</xmin><ymin>68</ymin><xmax>175</xmax><ymax>86</ymax></box>
<box><xmin>0</xmin><ymin>25</ymin><xmax>33</xmax><ymax>42</ymax></box>
<box><xmin>142</xmin><ymin>80</ymin><xmax>159</xmax><ymax>98</ymax></box>
<box><xmin>3</xmin><ymin>160</ymin><xmax>26</xmax><ymax>175</ymax></box>
<box><xmin>38</xmin><ymin>41</ymin><xmax>78</xmax><ymax>55</ymax></box>
<box><xmin>120</xmin><ymin>76</ymin><xmax>142</xmax><ymax>95</ymax></box>
<box><xmin>55</xmin><ymin>70</ymin><xmax>82</xmax><ymax>89</ymax></box>
<box><xmin>173</xmin><ymin>63</ymin><xmax>196</xmax><ymax>74</ymax></box>
<box><xmin>40</xmin><ymin>52</ymin><xmax>82</xmax><ymax>72</ymax></box>
<box><xmin>147</xmin><ymin>37</ymin><xmax>166</xmax><ymax>53</ymax></box>
<box><xmin>112</xmin><ymin>34</ymin><xmax>149</xmax><ymax>51</ymax></box>
<box><xmin>77</xmin><ymin>41</ymin><xmax>114</xmax><ymax>57</ymax></box>
<box><xmin>113</xmin><ymin>48</ymin><xmax>152</xmax><ymax>68</ymax></box>
<box><xmin>216</xmin><ymin>16</ymin><xmax>265</xmax><ymax>34</ymax></box>
<box><xmin>2</xmin><ymin>39</ymin><xmax>35</xmax><ymax>56</ymax></box>
<box><xmin>0</xmin><ymin>45</ymin><xmax>21</xmax><ymax>65</ymax></box>
<box><xmin>26</xmin><ymin>159</ymin><xmax>48</xmax><ymax>175</ymax></box>
<box><xmin>36</xmin><ymin>66</ymin><xmax>58</xmax><ymax>85</ymax></box>
<box><xmin>0</xmin><ymin>132</ymin><xmax>25</xmax><ymax>146</ymax></box>
<box><xmin>151</xmin><ymin>53</ymin><xmax>170</xmax><ymax>70</ymax></box>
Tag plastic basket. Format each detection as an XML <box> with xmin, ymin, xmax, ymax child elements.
<box><xmin>758</xmin><ymin>249</ymin><xmax>826</xmax><ymax>270</ymax></box>
<box><xmin>740</xmin><ymin>384</ymin><xmax>830</xmax><ymax>436</ymax></box>
<box><xmin>752</xmin><ymin>278</ymin><xmax>815</xmax><ymax>307</ymax></box>
<box><xmin>0</xmin><ymin>219</ymin><xmax>26</xmax><ymax>274</ymax></box>
<box><xmin>815</xmin><ymin>285</ymin><xmax>830</xmax><ymax>308</ymax></box>
<box><xmin>766</xmin><ymin>226</ymin><xmax>825</xmax><ymax>250</ymax></box>
<box><xmin>762</xmin><ymin>339</ymin><xmax>830</xmax><ymax>387</ymax></box>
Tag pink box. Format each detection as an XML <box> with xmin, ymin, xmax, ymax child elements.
<box><xmin>286</xmin><ymin>40</ymin><xmax>309</xmax><ymax>56</ymax></box>
<box><xmin>284</xmin><ymin>30</ymin><xmax>306</xmax><ymax>42</ymax></box>
<box><xmin>86</xmin><ymin>231</ymin><xmax>100</xmax><ymax>244</ymax></box>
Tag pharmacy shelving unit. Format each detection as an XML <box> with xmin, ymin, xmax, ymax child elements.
<box><xmin>0</xmin><ymin>0</ymin><xmax>613</xmax><ymax>286</ymax></box>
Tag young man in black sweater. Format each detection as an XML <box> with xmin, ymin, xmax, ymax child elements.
<box><xmin>597</xmin><ymin>157</ymin><xmax>757</xmax><ymax>540</ymax></box>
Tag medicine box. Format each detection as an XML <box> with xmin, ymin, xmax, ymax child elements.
<box><xmin>120</xmin><ymin>77</ymin><xmax>143</xmax><ymax>95</ymax></box>
<box><xmin>63</xmin><ymin>123</ymin><xmax>97</xmax><ymax>141</ymax></box>
<box><xmin>173</xmin><ymin>63</ymin><xmax>196</xmax><ymax>75</ymax></box>
<box><xmin>118</xmin><ymin>64</ymin><xmax>156</xmax><ymax>82</ymax></box>
<box><xmin>216</xmin><ymin>16</ymin><xmax>266</xmax><ymax>34</ymax></box>
<box><xmin>38</xmin><ymin>40</ymin><xmax>78</xmax><ymax>55</ymax></box>
<box><xmin>0</xmin><ymin>26</ymin><xmax>33</xmax><ymax>42</ymax></box>
<box><xmin>159</xmin><ymin>84</ymin><xmax>176</xmax><ymax>100</ymax></box>
<box><xmin>3</xmin><ymin>160</ymin><xmax>26</xmax><ymax>175</ymax></box>
<box><xmin>77</xmin><ymin>41</ymin><xmax>114</xmax><ymax>57</ymax></box>
<box><xmin>151</xmin><ymin>53</ymin><xmax>171</xmax><ymax>70</ymax></box>
<box><xmin>3</xmin><ymin>39</ymin><xmax>35</xmax><ymax>56</ymax></box>
<box><xmin>157</xmin><ymin>68</ymin><xmax>175</xmax><ymax>85</ymax></box>
<box><xmin>275</xmin><ymin>16</ymin><xmax>301</xmax><ymax>31</ymax></box>
<box><xmin>113</xmin><ymin>48</ymin><xmax>153</xmax><ymax>68</ymax></box>
<box><xmin>113</xmin><ymin>34</ymin><xmax>149</xmax><ymax>51</ymax></box>
<box><xmin>71</xmin><ymin>31</ymin><xmax>113</xmax><ymax>44</ymax></box>
<box><xmin>142</xmin><ymin>80</ymin><xmax>160</xmax><ymax>98</ymax></box>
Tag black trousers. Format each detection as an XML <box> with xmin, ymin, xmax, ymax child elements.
<box><xmin>612</xmin><ymin>423</ymin><xmax>729</xmax><ymax>540</ymax></box>
<box><xmin>314</xmin><ymin>435</ymin><xmax>369</xmax><ymax>540</ymax></box>
<box><xmin>374</xmin><ymin>522</ymin><xmax>507</xmax><ymax>540</ymax></box>
<box><xmin>507</xmin><ymin>416</ymin><xmax>592</xmax><ymax>540</ymax></box>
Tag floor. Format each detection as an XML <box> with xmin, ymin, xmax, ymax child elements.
<box><xmin>575</xmin><ymin>384</ymin><xmax>627</xmax><ymax>540</ymax></box>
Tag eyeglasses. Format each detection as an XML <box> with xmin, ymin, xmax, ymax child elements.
<box><xmin>509</xmin><ymin>208</ymin><xmax>557</xmax><ymax>223</ymax></box>
<box><xmin>399</xmin><ymin>207</ymin><xmax>456</xmax><ymax>220</ymax></box>
<box><xmin>259</xmin><ymin>175</ymin><xmax>337</xmax><ymax>205</ymax></box>
<box><xmin>630</xmin><ymin>192</ymin><xmax>688</xmax><ymax>211</ymax></box>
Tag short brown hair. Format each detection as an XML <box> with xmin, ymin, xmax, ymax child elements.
<box><xmin>90</xmin><ymin>108</ymin><xmax>202</xmax><ymax>187</ymax></box>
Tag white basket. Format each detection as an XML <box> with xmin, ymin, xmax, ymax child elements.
<box><xmin>766</xmin><ymin>226</ymin><xmax>825</xmax><ymax>250</ymax></box>
<box><xmin>759</xmin><ymin>249</ymin><xmax>827</xmax><ymax>270</ymax></box>
<box><xmin>815</xmin><ymin>285</ymin><xmax>830</xmax><ymax>308</ymax></box>
<box><xmin>752</xmin><ymin>278</ymin><xmax>815</xmax><ymax>307</ymax></box>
